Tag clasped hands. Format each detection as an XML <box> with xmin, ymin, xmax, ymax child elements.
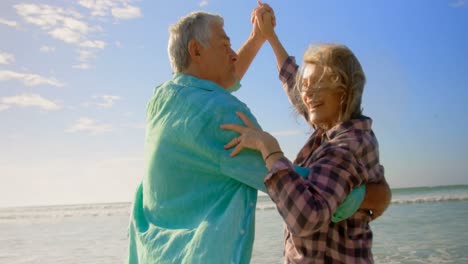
<box><xmin>251</xmin><ymin>1</ymin><xmax>276</xmax><ymax>41</ymax></box>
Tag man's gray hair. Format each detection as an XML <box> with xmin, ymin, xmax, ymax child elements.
<box><xmin>168</xmin><ymin>11</ymin><xmax>224</xmax><ymax>73</ymax></box>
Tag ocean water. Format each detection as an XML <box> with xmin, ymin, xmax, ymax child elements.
<box><xmin>1</xmin><ymin>185</ymin><xmax>467</xmax><ymax>264</ymax></box>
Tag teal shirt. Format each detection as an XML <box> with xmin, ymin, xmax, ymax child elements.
<box><xmin>128</xmin><ymin>73</ymin><xmax>268</xmax><ymax>264</ymax></box>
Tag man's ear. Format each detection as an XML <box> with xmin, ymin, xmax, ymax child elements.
<box><xmin>188</xmin><ymin>40</ymin><xmax>202</xmax><ymax>63</ymax></box>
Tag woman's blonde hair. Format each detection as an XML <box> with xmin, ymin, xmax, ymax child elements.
<box><xmin>293</xmin><ymin>43</ymin><xmax>366</xmax><ymax>123</ymax></box>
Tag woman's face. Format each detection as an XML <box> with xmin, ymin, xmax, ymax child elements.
<box><xmin>301</xmin><ymin>63</ymin><xmax>345</xmax><ymax>129</ymax></box>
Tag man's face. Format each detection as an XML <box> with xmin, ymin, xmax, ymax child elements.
<box><xmin>198</xmin><ymin>23</ymin><xmax>238</xmax><ymax>89</ymax></box>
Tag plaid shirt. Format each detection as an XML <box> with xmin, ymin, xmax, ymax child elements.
<box><xmin>264</xmin><ymin>57</ymin><xmax>385</xmax><ymax>263</ymax></box>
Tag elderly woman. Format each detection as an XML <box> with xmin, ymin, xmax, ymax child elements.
<box><xmin>221</xmin><ymin>6</ymin><xmax>390</xmax><ymax>263</ymax></box>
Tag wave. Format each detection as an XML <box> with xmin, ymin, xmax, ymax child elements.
<box><xmin>0</xmin><ymin>202</ymin><xmax>132</xmax><ymax>222</ymax></box>
<box><xmin>256</xmin><ymin>193</ymin><xmax>468</xmax><ymax>211</ymax></box>
<box><xmin>2</xmin><ymin>193</ymin><xmax>468</xmax><ymax>221</ymax></box>
<box><xmin>390</xmin><ymin>184</ymin><xmax>468</xmax><ymax>194</ymax></box>
<box><xmin>391</xmin><ymin>194</ymin><xmax>468</xmax><ymax>204</ymax></box>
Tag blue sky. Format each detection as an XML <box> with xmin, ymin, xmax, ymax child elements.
<box><xmin>1</xmin><ymin>0</ymin><xmax>467</xmax><ymax>207</ymax></box>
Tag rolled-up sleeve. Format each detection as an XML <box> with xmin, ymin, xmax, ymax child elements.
<box><xmin>279</xmin><ymin>56</ymin><xmax>299</xmax><ymax>94</ymax></box>
<box><xmin>279</xmin><ymin>56</ymin><xmax>309</xmax><ymax>120</ymax></box>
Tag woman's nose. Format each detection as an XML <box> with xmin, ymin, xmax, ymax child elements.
<box><xmin>307</xmin><ymin>91</ymin><xmax>321</xmax><ymax>102</ymax></box>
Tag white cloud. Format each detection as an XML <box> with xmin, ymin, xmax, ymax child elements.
<box><xmin>78</xmin><ymin>0</ymin><xmax>110</xmax><ymax>16</ymax></box>
<box><xmin>73</xmin><ymin>63</ymin><xmax>91</xmax><ymax>70</ymax></box>
<box><xmin>65</xmin><ymin>117</ymin><xmax>112</xmax><ymax>134</ymax></box>
<box><xmin>123</xmin><ymin>122</ymin><xmax>145</xmax><ymax>129</ymax></box>
<box><xmin>0</xmin><ymin>104</ymin><xmax>11</xmax><ymax>111</ymax></box>
<box><xmin>271</xmin><ymin>129</ymin><xmax>305</xmax><ymax>137</ymax></box>
<box><xmin>73</xmin><ymin>50</ymin><xmax>96</xmax><ymax>69</ymax></box>
<box><xmin>78</xmin><ymin>0</ymin><xmax>142</xmax><ymax>19</ymax></box>
<box><xmin>80</xmin><ymin>40</ymin><xmax>106</xmax><ymax>49</ymax></box>
<box><xmin>0</xmin><ymin>70</ymin><xmax>64</xmax><ymax>87</ymax></box>
<box><xmin>0</xmin><ymin>52</ymin><xmax>15</xmax><ymax>64</ymax></box>
<box><xmin>0</xmin><ymin>94</ymin><xmax>62</xmax><ymax>111</ymax></box>
<box><xmin>451</xmin><ymin>0</ymin><xmax>467</xmax><ymax>7</ymax></box>
<box><xmin>14</xmin><ymin>4</ymin><xmax>94</xmax><ymax>45</ymax></box>
<box><xmin>93</xmin><ymin>94</ymin><xmax>121</xmax><ymax>108</ymax></box>
<box><xmin>111</xmin><ymin>5</ymin><xmax>141</xmax><ymax>19</ymax></box>
<box><xmin>0</xmin><ymin>18</ymin><xmax>19</xmax><ymax>28</ymax></box>
<box><xmin>14</xmin><ymin>3</ymin><xmax>106</xmax><ymax>68</ymax></box>
<box><xmin>40</xmin><ymin>45</ymin><xmax>56</xmax><ymax>53</ymax></box>
<box><xmin>62</xmin><ymin>16</ymin><xmax>89</xmax><ymax>33</ymax></box>
<box><xmin>14</xmin><ymin>2</ymin><xmax>142</xmax><ymax>69</ymax></box>
<box><xmin>78</xmin><ymin>50</ymin><xmax>96</xmax><ymax>61</ymax></box>
<box><xmin>48</xmin><ymin>27</ymin><xmax>82</xmax><ymax>43</ymax></box>
<box><xmin>199</xmin><ymin>0</ymin><xmax>209</xmax><ymax>7</ymax></box>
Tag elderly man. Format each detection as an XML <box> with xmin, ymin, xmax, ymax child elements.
<box><xmin>127</xmin><ymin>10</ymin><xmax>272</xmax><ymax>264</ymax></box>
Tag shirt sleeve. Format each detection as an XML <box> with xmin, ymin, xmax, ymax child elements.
<box><xmin>279</xmin><ymin>56</ymin><xmax>299</xmax><ymax>95</ymax></box>
<box><xmin>198</xmin><ymin>98</ymin><xmax>268</xmax><ymax>193</ymax></box>
<box><xmin>264</xmin><ymin>145</ymin><xmax>364</xmax><ymax>237</ymax></box>
<box><xmin>278</xmin><ymin>56</ymin><xmax>309</xmax><ymax>120</ymax></box>
<box><xmin>292</xmin><ymin>164</ymin><xmax>366</xmax><ymax>223</ymax></box>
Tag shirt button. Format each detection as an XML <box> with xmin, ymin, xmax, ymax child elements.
<box><xmin>240</xmin><ymin>229</ymin><xmax>245</xmax><ymax>235</ymax></box>
<box><xmin>250</xmin><ymin>202</ymin><xmax>254</xmax><ymax>207</ymax></box>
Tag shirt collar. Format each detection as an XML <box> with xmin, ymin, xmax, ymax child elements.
<box><xmin>172</xmin><ymin>73</ymin><xmax>241</xmax><ymax>94</ymax></box>
<box><xmin>323</xmin><ymin>116</ymin><xmax>373</xmax><ymax>140</ymax></box>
